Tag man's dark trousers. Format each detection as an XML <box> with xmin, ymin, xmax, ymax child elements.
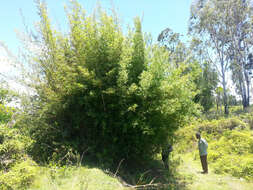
<box><xmin>200</xmin><ymin>155</ymin><xmax>208</xmax><ymax>173</ymax></box>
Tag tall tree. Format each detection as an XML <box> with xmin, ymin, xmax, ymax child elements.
<box><xmin>194</xmin><ymin>62</ymin><xmax>218</xmax><ymax>112</ymax></box>
<box><xmin>158</xmin><ymin>28</ymin><xmax>188</xmax><ymax>66</ymax></box>
<box><xmin>189</xmin><ymin>37</ymin><xmax>219</xmax><ymax>112</ymax></box>
<box><xmin>191</xmin><ymin>0</ymin><xmax>253</xmax><ymax>111</ymax></box>
<box><xmin>190</xmin><ymin>0</ymin><xmax>234</xmax><ymax>114</ymax></box>
<box><xmin>225</xmin><ymin>0</ymin><xmax>253</xmax><ymax>109</ymax></box>
<box><xmin>158</xmin><ymin>29</ymin><xmax>218</xmax><ymax>112</ymax></box>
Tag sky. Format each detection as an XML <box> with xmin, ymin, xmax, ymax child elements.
<box><xmin>0</xmin><ymin>0</ymin><xmax>193</xmax><ymax>92</ymax></box>
<box><xmin>0</xmin><ymin>0</ymin><xmax>193</xmax><ymax>53</ymax></box>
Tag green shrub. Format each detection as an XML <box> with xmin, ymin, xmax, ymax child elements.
<box><xmin>175</xmin><ymin>116</ymin><xmax>253</xmax><ymax>180</ymax></box>
<box><xmin>175</xmin><ymin>117</ymin><xmax>248</xmax><ymax>152</ymax></box>
<box><xmin>198</xmin><ymin>117</ymin><xmax>247</xmax><ymax>135</ymax></box>
<box><xmin>0</xmin><ymin>159</ymin><xmax>39</xmax><ymax>190</ymax></box>
<box><xmin>239</xmin><ymin>112</ymin><xmax>253</xmax><ymax>130</ymax></box>
<box><xmin>0</xmin><ymin>104</ymin><xmax>13</xmax><ymax>124</ymax></box>
<box><xmin>0</xmin><ymin>125</ymin><xmax>34</xmax><ymax>167</ymax></box>
<box><xmin>0</xmin><ymin>125</ymin><xmax>37</xmax><ymax>189</ymax></box>
<box><xmin>174</xmin><ymin>123</ymin><xmax>197</xmax><ymax>153</ymax></box>
<box><xmin>211</xmin><ymin>154</ymin><xmax>253</xmax><ymax>180</ymax></box>
<box><xmin>19</xmin><ymin>1</ymin><xmax>198</xmax><ymax>166</ymax></box>
<box><xmin>0</xmin><ymin>126</ymin><xmax>33</xmax><ymax>170</ymax></box>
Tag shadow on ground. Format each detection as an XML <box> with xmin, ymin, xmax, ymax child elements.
<box><xmin>114</xmin><ymin>155</ymin><xmax>190</xmax><ymax>190</ymax></box>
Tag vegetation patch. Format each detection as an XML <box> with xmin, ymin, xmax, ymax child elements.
<box><xmin>0</xmin><ymin>159</ymin><xmax>39</xmax><ymax>190</ymax></box>
<box><xmin>29</xmin><ymin>166</ymin><xmax>127</xmax><ymax>190</ymax></box>
<box><xmin>175</xmin><ymin>116</ymin><xmax>253</xmax><ymax>181</ymax></box>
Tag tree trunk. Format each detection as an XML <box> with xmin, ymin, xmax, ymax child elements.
<box><xmin>244</xmin><ymin>69</ymin><xmax>250</xmax><ymax>107</ymax></box>
<box><xmin>239</xmin><ymin>65</ymin><xmax>250</xmax><ymax>109</ymax></box>
<box><xmin>216</xmin><ymin>98</ymin><xmax>219</xmax><ymax>113</ymax></box>
<box><xmin>236</xmin><ymin>61</ymin><xmax>249</xmax><ymax>109</ymax></box>
<box><xmin>238</xmin><ymin>77</ymin><xmax>246</xmax><ymax>108</ymax></box>
<box><xmin>241</xmin><ymin>79</ymin><xmax>248</xmax><ymax>109</ymax></box>
<box><xmin>221</xmin><ymin>60</ymin><xmax>229</xmax><ymax>115</ymax></box>
<box><xmin>223</xmin><ymin>91</ymin><xmax>229</xmax><ymax>115</ymax></box>
<box><xmin>246</xmin><ymin>80</ymin><xmax>250</xmax><ymax>106</ymax></box>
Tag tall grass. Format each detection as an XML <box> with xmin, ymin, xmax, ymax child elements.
<box><xmin>28</xmin><ymin>166</ymin><xmax>127</xmax><ymax>190</ymax></box>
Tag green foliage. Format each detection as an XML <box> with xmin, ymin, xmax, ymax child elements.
<box><xmin>0</xmin><ymin>104</ymin><xmax>13</xmax><ymax>124</ymax></box>
<box><xmin>176</xmin><ymin>152</ymin><xmax>253</xmax><ymax>190</ymax></box>
<box><xmin>0</xmin><ymin>126</ymin><xmax>33</xmax><ymax>170</ymax></box>
<box><xmin>194</xmin><ymin>62</ymin><xmax>218</xmax><ymax>112</ymax></box>
<box><xmin>0</xmin><ymin>84</ymin><xmax>13</xmax><ymax>105</ymax></box>
<box><xmin>0</xmin><ymin>88</ymin><xmax>10</xmax><ymax>105</ymax></box>
<box><xmin>0</xmin><ymin>124</ymin><xmax>36</xmax><ymax>190</ymax></box>
<box><xmin>29</xmin><ymin>166</ymin><xmax>126</xmax><ymax>190</ymax></box>
<box><xmin>0</xmin><ymin>159</ymin><xmax>39</xmax><ymax>190</ymax></box>
<box><xmin>240</xmin><ymin>112</ymin><xmax>253</xmax><ymax>130</ymax></box>
<box><xmin>0</xmin><ymin>84</ymin><xmax>15</xmax><ymax>124</ymax></box>
<box><xmin>158</xmin><ymin>28</ymin><xmax>218</xmax><ymax>113</ymax></box>
<box><xmin>128</xmin><ymin>17</ymin><xmax>145</xmax><ymax>85</ymax></box>
<box><xmin>18</xmin><ymin>0</ymin><xmax>198</xmax><ymax>166</ymax></box>
<box><xmin>175</xmin><ymin>116</ymin><xmax>253</xmax><ymax>180</ymax></box>
<box><xmin>208</xmin><ymin>131</ymin><xmax>253</xmax><ymax>180</ymax></box>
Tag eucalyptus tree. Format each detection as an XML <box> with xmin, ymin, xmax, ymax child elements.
<box><xmin>157</xmin><ymin>28</ymin><xmax>188</xmax><ymax>66</ymax></box>
<box><xmin>190</xmin><ymin>0</ymin><xmax>238</xmax><ymax>114</ymax></box>
<box><xmin>225</xmin><ymin>0</ymin><xmax>253</xmax><ymax>109</ymax></box>
<box><xmin>158</xmin><ymin>29</ymin><xmax>218</xmax><ymax>112</ymax></box>
<box><xmin>190</xmin><ymin>0</ymin><xmax>253</xmax><ymax>111</ymax></box>
<box><xmin>189</xmin><ymin>37</ymin><xmax>219</xmax><ymax>112</ymax></box>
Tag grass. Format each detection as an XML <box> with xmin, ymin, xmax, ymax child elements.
<box><xmin>3</xmin><ymin>104</ymin><xmax>253</xmax><ymax>190</ymax></box>
<box><xmin>28</xmin><ymin>166</ymin><xmax>129</xmax><ymax>190</ymax></box>
<box><xmin>20</xmin><ymin>150</ymin><xmax>253</xmax><ymax>190</ymax></box>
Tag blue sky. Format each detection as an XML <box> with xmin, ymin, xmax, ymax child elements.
<box><xmin>0</xmin><ymin>0</ymin><xmax>192</xmax><ymax>53</ymax></box>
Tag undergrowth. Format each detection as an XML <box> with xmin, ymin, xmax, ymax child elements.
<box><xmin>175</xmin><ymin>115</ymin><xmax>253</xmax><ymax>181</ymax></box>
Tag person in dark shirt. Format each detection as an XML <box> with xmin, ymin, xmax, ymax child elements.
<box><xmin>162</xmin><ymin>145</ymin><xmax>173</xmax><ymax>169</ymax></box>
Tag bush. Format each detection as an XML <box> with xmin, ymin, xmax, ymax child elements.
<box><xmin>239</xmin><ymin>112</ymin><xmax>253</xmax><ymax>130</ymax></box>
<box><xmin>198</xmin><ymin>117</ymin><xmax>247</xmax><ymax>135</ymax></box>
<box><xmin>0</xmin><ymin>104</ymin><xmax>13</xmax><ymax>124</ymax></box>
<box><xmin>175</xmin><ymin>117</ymin><xmax>248</xmax><ymax>153</ymax></box>
<box><xmin>0</xmin><ymin>126</ymin><xmax>33</xmax><ymax>170</ymax></box>
<box><xmin>0</xmin><ymin>159</ymin><xmax>39</xmax><ymax>190</ymax></box>
<box><xmin>175</xmin><ymin>116</ymin><xmax>253</xmax><ymax>180</ymax></box>
<box><xmin>18</xmin><ymin>1</ymin><xmax>198</xmax><ymax>166</ymax></box>
<box><xmin>0</xmin><ymin>123</ymin><xmax>37</xmax><ymax>189</ymax></box>
<box><xmin>211</xmin><ymin>154</ymin><xmax>253</xmax><ymax>180</ymax></box>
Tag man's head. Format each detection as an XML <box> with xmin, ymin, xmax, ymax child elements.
<box><xmin>196</xmin><ymin>132</ymin><xmax>201</xmax><ymax>140</ymax></box>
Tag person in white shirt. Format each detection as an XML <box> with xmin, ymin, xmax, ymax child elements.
<box><xmin>196</xmin><ymin>132</ymin><xmax>208</xmax><ymax>174</ymax></box>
